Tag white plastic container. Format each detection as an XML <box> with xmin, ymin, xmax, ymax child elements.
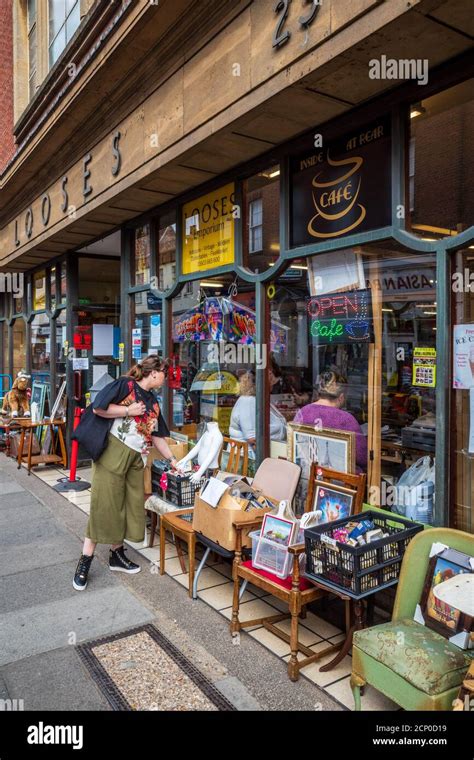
<box><xmin>250</xmin><ymin>527</ymin><xmax>305</xmax><ymax>580</ymax></box>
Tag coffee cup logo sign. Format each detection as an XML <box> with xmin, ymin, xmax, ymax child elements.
<box><xmin>309</xmin><ymin>153</ymin><xmax>366</xmax><ymax>238</ymax></box>
<box><xmin>291</xmin><ymin>118</ymin><xmax>391</xmax><ymax>247</ymax></box>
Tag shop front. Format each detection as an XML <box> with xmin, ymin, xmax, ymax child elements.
<box><xmin>0</xmin><ymin>4</ymin><xmax>473</xmax><ymax>534</ymax></box>
<box><xmin>104</xmin><ymin>74</ymin><xmax>472</xmax><ymax>533</ymax></box>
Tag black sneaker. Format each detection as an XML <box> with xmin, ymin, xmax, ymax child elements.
<box><xmin>73</xmin><ymin>554</ymin><xmax>94</xmax><ymax>591</ymax></box>
<box><xmin>109</xmin><ymin>546</ymin><xmax>141</xmax><ymax>574</ymax></box>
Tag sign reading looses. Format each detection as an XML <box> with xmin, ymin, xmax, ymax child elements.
<box><xmin>291</xmin><ymin>118</ymin><xmax>391</xmax><ymax>247</ymax></box>
<box><xmin>182</xmin><ymin>183</ymin><xmax>236</xmax><ymax>274</ymax></box>
<box><xmin>307</xmin><ymin>288</ymin><xmax>373</xmax><ymax>344</ymax></box>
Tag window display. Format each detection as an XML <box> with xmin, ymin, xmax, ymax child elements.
<box><xmin>31</xmin><ymin>313</ymin><xmax>51</xmax><ymax>376</ymax></box>
<box><xmin>170</xmin><ymin>276</ymin><xmax>256</xmax><ymax>440</ymax></box>
<box><xmin>266</xmin><ymin>245</ymin><xmax>437</xmax><ymax>516</ymax></box>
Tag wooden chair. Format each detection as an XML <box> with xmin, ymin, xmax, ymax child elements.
<box><xmin>218</xmin><ymin>437</ymin><xmax>249</xmax><ymax>477</ymax></box>
<box><xmin>351</xmin><ymin>527</ymin><xmax>474</xmax><ymax>711</ymax></box>
<box><xmin>192</xmin><ymin>457</ymin><xmax>301</xmax><ymax>600</ymax></box>
<box><xmin>231</xmin><ymin>464</ymin><xmax>366</xmax><ymax>682</ymax></box>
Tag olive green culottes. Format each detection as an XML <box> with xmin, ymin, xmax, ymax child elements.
<box><xmin>86</xmin><ymin>434</ymin><xmax>145</xmax><ymax>545</ymax></box>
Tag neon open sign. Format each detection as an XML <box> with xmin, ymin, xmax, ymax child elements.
<box><xmin>307</xmin><ymin>289</ymin><xmax>373</xmax><ymax>344</ymax></box>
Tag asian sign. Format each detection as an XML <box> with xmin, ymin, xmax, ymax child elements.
<box><xmin>307</xmin><ymin>289</ymin><xmax>373</xmax><ymax>344</ymax></box>
<box><xmin>182</xmin><ymin>183</ymin><xmax>236</xmax><ymax>274</ymax></box>
<box><xmin>291</xmin><ymin>118</ymin><xmax>391</xmax><ymax>247</ymax></box>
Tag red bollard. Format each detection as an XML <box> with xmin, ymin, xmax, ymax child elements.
<box><xmin>69</xmin><ymin>407</ymin><xmax>83</xmax><ymax>483</ymax></box>
<box><xmin>53</xmin><ymin>406</ymin><xmax>91</xmax><ymax>492</ymax></box>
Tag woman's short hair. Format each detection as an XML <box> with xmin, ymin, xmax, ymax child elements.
<box><xmin>239</xmin><ymin>370</ymin><xmax>256</xmax><ymax>397</ymax></box>
<box><xmin>316</xmin><ymin>371</ymin><xmax>347</xmax><ymax>400</ymax></box>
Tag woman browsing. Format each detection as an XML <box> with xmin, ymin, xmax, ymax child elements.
<box><xmin>73</xmin><ymin>355</ymin><xmax>180</xmax><ymax>592</ymax></box>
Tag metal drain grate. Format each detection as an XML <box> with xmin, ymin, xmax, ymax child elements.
<box><xmin>76</xmin><ymin>624</ymin><xmax>237</xmax><ymax>712</ymax></box>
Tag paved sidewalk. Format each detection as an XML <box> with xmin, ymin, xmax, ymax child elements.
<box><xmin>0</xmin><ymin>458</ymin><xmax>342</xmax><ymax>712</ymax></box>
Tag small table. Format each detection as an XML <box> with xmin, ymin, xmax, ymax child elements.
<box><xmin>16</xmin><ymin>419</ymin><xmax>67</xmax><ymax>475</ymax></box>
<box><xmin>160</xmin><ymin>508</ymin><xmax>195</xmax><ymax>598</ymax></box>
<box><xmin>306</xmin><ymin>578</ymin><xmax>376</xmax><ymax>672</ymax></box>
<box><xmin>0</xmin><ymin>417</ymin><xmax>22</xmax><ymax>457</ymax></box>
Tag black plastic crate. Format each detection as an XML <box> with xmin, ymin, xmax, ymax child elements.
<box><xmin>304</xmin><ymin>510</ymin><xmax>423</xmax><ymax>599</ymax></box>
<box><xmin>151</xmin><ymin>460</ymin><xmax>206</xmax><ymax>507</ymax></box>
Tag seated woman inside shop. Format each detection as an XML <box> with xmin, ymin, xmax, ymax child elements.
<box><xmin>229</xmin><ymin>367</ymin><xmax>287</xmax><ymax>455</ymax></box>
<box><xmin>293</xmin><ymin>371</ymin><xmax>367</xmax><ymax>472</ymax></box>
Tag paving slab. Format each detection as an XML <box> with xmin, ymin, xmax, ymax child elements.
<box><xmin>0</xmin><ymin>534</ymin><xmax>82</xmax><ymax>577</ymax></box>
<box><xmin>0</xmin><ymin>482</ymin><xmax>25</xmax><ymax>495</ymax></box>
<box><xmin>0</xmin><ymin>490</ymin><xmax>49</xmax><ymax>510</ymax></box>
<box><xmin>0</xmin><ymin>586</ymin><xmax>155</xmax><ymax>666</ymax></box>
<box><xmin>0</xmin><ymin>514</ymin><xmax>71</xmax><ymax>548</ymax></box>
<box><xmin>0</xmin><ymin>648</ymin><xmax>110</xmax><ymax>711</ymax></box>
<box><xmin>0</xmin><ymin>559</ymin><xmax>117</xmax><ymax>615</ymax></box>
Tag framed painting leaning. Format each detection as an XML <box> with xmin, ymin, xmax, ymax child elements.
<box><xmin>287</xmin><ymin>423</ymin><xmax>355</xmax><ymax>512</ymax></box>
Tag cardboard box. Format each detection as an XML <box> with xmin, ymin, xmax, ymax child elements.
<box><xmin>192</xmin><ymin>478</ymin><xmax>276</xmax><ymax>551</ymax></box>
<box><xmin>144</xmin><ymin>437</ymin><xmax>188</xmax><ymax>493</ymax></box>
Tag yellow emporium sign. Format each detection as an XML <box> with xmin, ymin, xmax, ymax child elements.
<box><xmin>182</xmin><ymin>183</ymin><xmax>235</xmax><ymax>274</ymax></box>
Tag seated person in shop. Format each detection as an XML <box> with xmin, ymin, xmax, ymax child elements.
<box><xmin>293</xmin><ymin>371</ymin><xmax>368</xmax><ymax>472</ymax></box>
<box><xmin>229</xmin><ymin>368</ymin><xmax>287</xmax><ymax>453</ymax></box>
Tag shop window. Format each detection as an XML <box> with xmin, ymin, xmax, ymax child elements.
<box><xmin>132</xmin><ymin>292</ymin><xmax>162</xmax><ymax>361</ymax></box>
<box><xmin>48</xmin><ymin>0</ymin><xmax>80</xmax><ymax>68</ymax></box>
<box><xmin>266</xmin><ymin>245</ymin><xmax>437</xmax><ymax>515</ymax></box>
<box><xmin>157</xmin><ymin>212</ymin><xmax>177</xmax><ymax>292</ymax></box>
<box><xmin>13</xmin><ymin>319</ymin><xmax>27</xmax><ymax>378</ymax></box>
<box><xmin>249</xmin><ymin>199</ymin><xmax>263</xmax><ymax>252</ymax></box>
<box><xmin>13</xmin><ymin>290</ymin><xmax>24</xmax><ymax>315</ymax></box>
<box><xmin>55</xmin><ymin>310</ymin><xmax>67</xmax><ymax>396</ymax></box>
<box><xmin>133</xmin><ymin>225</ymin><xmax>151</xmax><ymax>287</ymax></box>
<box><xmin>1</xmin><ymin>322</ymin><xmax>8</xmax><ymax>376</ymax></box>
<box><xmin>451</xmin><ymin>247</ymin><xmax>474</xmax><ymax>533</ymax></box>
<box><xmin>79</xmin><ymin>257</ymin><xmax>120</xmax><ymax>305</ymax></box>
<box><xmin>409</xmin><ymin>79</ymin><xmax>474</xmax><ymax>238</ymax></box>
<box><xmin>50</xmin><ymin>266</ymin><xmax>57</xmax><ymax>310</ymax></box>
<box><xmin>170</xmin><ymin>275</ymin><xmax>256</xmax><ymax>469</ymax></box>
<box><xmin>33</xmin><ymin>270</ymin><xmax>46</xmax><ymax>311</ymax></box>
<box><xmin>31</xmin><ymin>313</ymin><xmax>51</xmax><ymax>376</ymax></box>
<box><xmin>27</xmin><ymin>0</ymin><xmax>37</xmax><ymax>100</ymax></box>
<box><xmin>243</xmin><ymin>166</ymin><xmax>280</xmax><ymax>273</ymax></box>
<box><xmin>60</xmin><ymin>262</ymin><xmax>67</xmax><ymax>303</ymax></box>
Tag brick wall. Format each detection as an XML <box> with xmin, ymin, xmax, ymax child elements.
<box><xmin>0</xmin><ymin>0</ymin><xmax>15</xmax><ymax>173</ymax></box>
<box><xmin>411</xmin><ymin>99</ymin><xmax>474</xmax><ymax>232</ymax></box>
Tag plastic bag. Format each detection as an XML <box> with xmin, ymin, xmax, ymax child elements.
<box><xmin>393</xmin><ymin>456</ymin><xmax>434</xmax><ymax>516</ymax></box>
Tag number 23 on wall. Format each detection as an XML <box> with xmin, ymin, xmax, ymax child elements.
<box><xmin>273</xmin><ymin>0</ymin><xmax>322</xmax><ymax>48</ymax></box>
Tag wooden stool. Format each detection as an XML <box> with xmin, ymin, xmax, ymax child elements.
<box><xmin>16</xmin><ymin>419</ymin><xmax>67</xmax><ymax>475</ymax></box>
<box><xmin>160</xmin><ymin>508</ymin><xmax>196</xmax><ymax>598</ymax></box>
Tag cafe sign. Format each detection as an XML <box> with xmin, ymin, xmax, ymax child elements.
<box><xmin>182</xmin><ymin>183</ymin><xmax>236</xmax><ymax>274</ymax></box>
<box><xmin>291</xmin><ymin>117</ymin><xmax>391</xmax><ymax>247</ymax></box>
<box><xmin>307</xmin><ymin>288</ymin><xmax>374</xmax><ymax>344</ymax></box>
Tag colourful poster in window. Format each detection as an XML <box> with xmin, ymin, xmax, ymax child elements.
<box><xmin>453</xmin><ymin>325</ymin><xmax>474</xmax><ymax>389</ymax></box>
<box><xmin>412</xmin><ymin>347</ymin><xmax>437</xmax><ymax>388</ymax></box>
<box><xmin>182</xmin><ymin>183</ymin><xmax>235</xmax><ymax>273</ymax></box>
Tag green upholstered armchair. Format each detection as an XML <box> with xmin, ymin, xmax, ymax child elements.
<box><xmin>351</xmin><ymin>527</ymin><xmax>474</xmax><ymax>711</ymax></box>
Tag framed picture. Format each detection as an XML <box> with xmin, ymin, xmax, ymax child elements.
<box><xmin>260</xmin><ymin>513</ymin><xmax>296</xmax><ymax>547</ymax></box>
<box><xmin>417</xmin><ymin>547</ymin><xmax>474</xmax><ymax>649</ymax></box>
<box><xmin>312</xmin><ymin>481</ymin><xmax>356</xmax><ymax>523</ymax></box>
<box><xmin>287</xmin><ymin>422</ymin><xmax>355</xmax><ymax>511</ymax></box>
<box><xmin>253</xmin><ymin>513</ymin><xmax>297</xmax><ymax>576</ymax></box>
